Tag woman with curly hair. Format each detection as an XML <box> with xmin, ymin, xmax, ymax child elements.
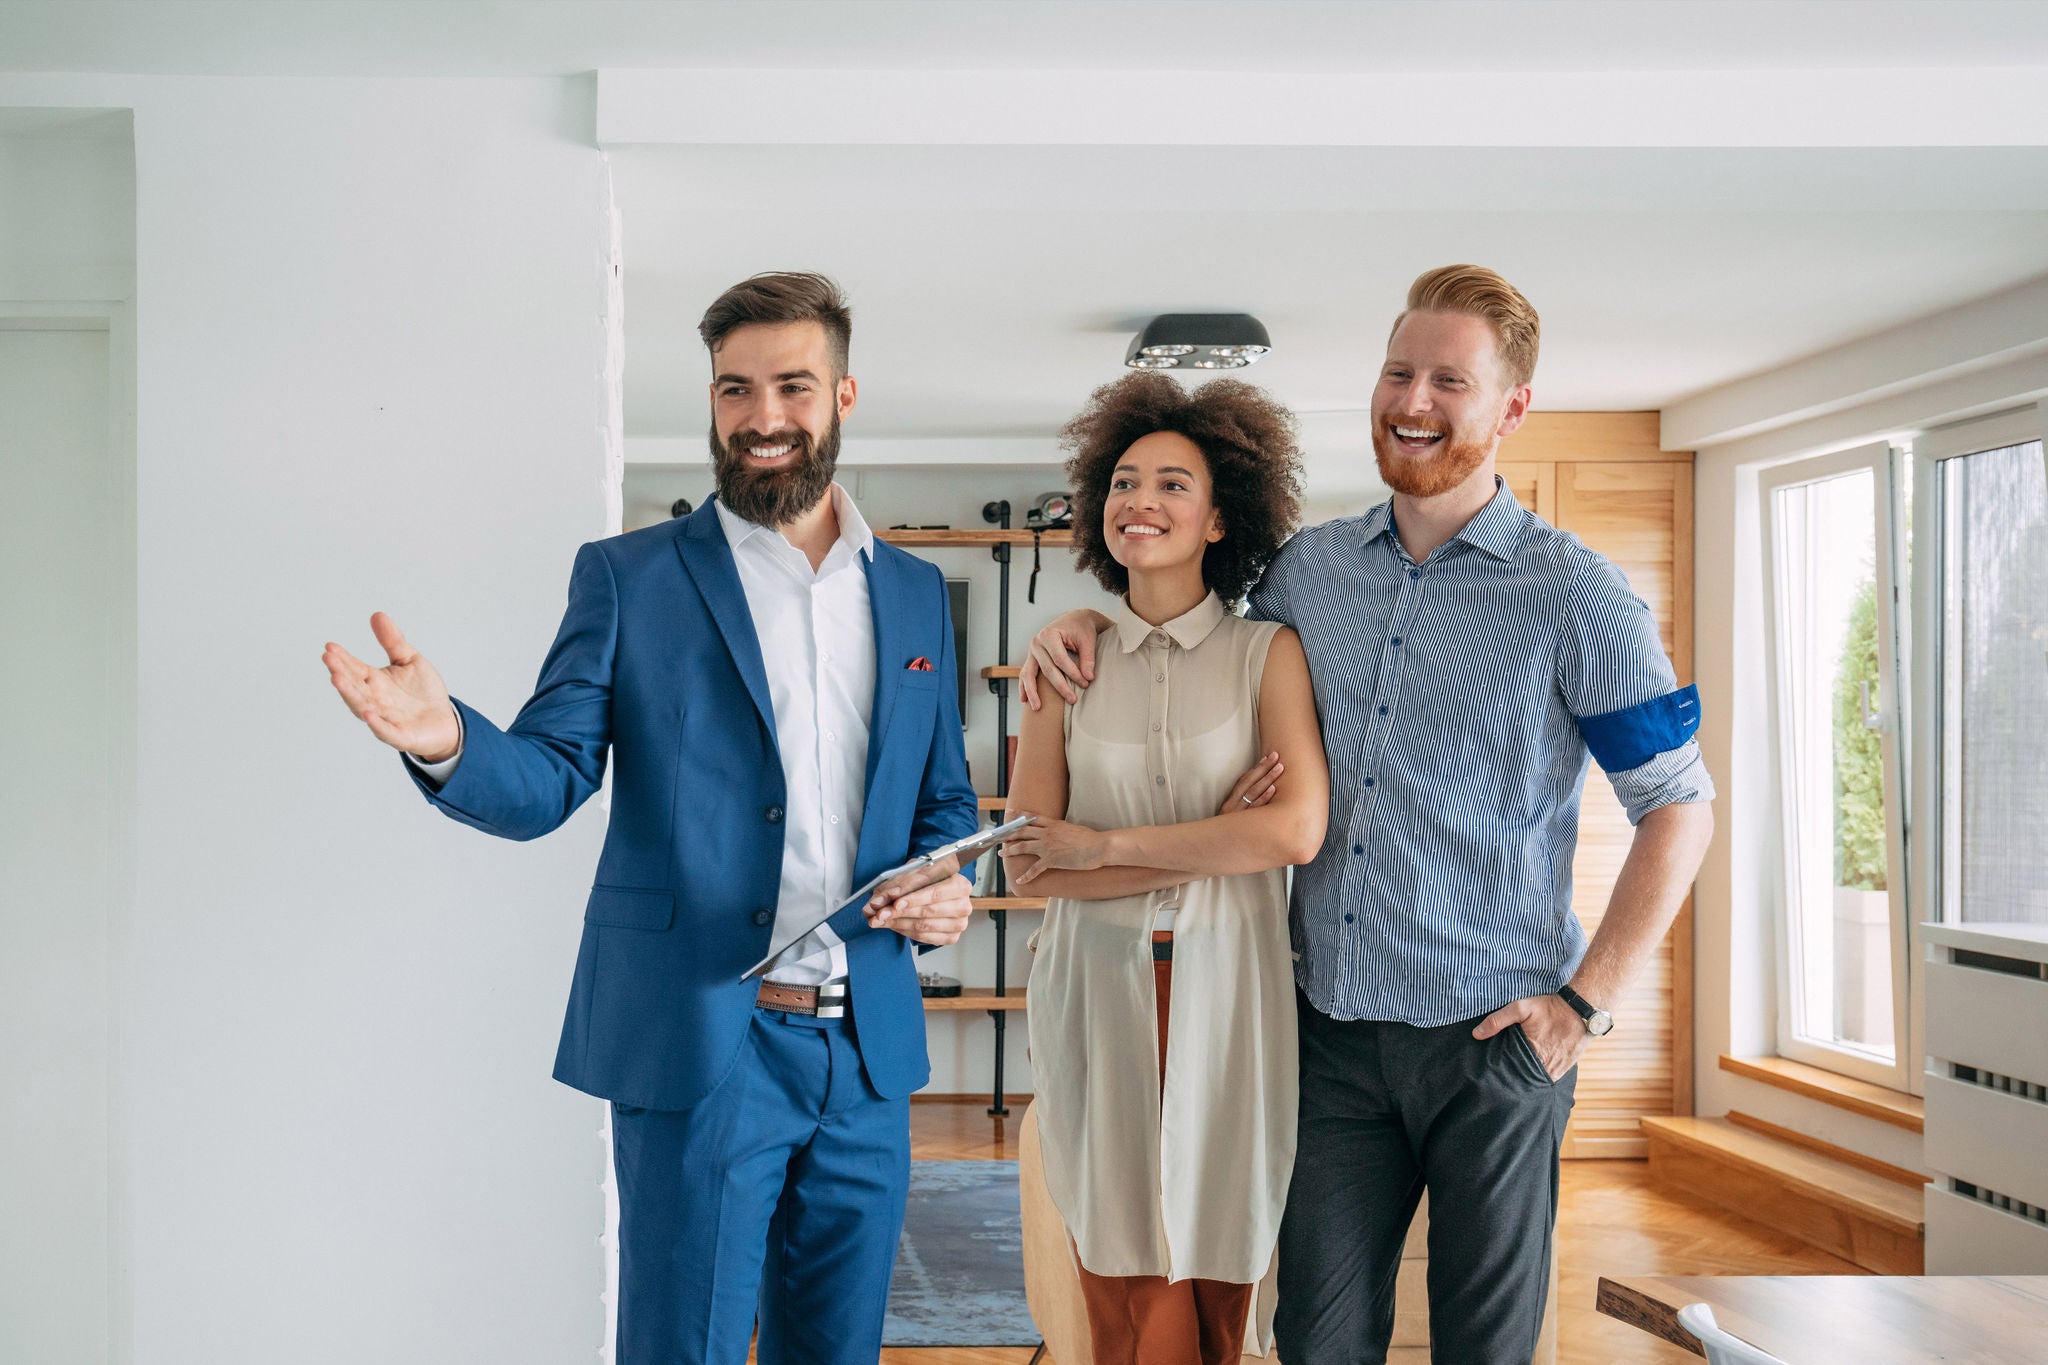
<box><xmin>1002</xmin><ymin>372</ymin><xmax>1330</xmax><ymax>1364</ymax></box>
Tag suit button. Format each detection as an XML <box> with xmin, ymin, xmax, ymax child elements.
<box><xmin>752</xmin><ymin>909</ymin><xmax>773</xmax><ymax>927</ymax></box>
<box><xmin>764</xmin><ymin>805</ymin><xmax>784</xmax><ymax>823</ymax></box>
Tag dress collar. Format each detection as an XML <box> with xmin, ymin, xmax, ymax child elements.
<box><xmin>1111</xmin><ymin>590</ymin><xmax>1228</xmax><ymax>654</ymax></box>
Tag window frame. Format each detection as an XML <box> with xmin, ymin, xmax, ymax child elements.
<box><xmin>1905</xmin><ymin>405</ymin><xmax>2048</xmax><ymax>1089</ymax></box>
<box><xmin>1757</xmin><ymin>440</ymin><xmax>1914</xmax><ymax>1091</ymax></box>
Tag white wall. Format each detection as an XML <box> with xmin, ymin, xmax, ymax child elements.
<box><xmin>0</xmin><ymin>113</ymin><xmax>133</xmax><ymax>301</ymax></box>
<box><xmin>1</xmin><ymin>324</ymin><xmax>120</xmax><ymax>1365</ymax></box>
<box><xmin>1</xmin><ymin>73</ymin><xmax>616</xmax><ymax>1365</ymax></box>
<box><xmin>0</xmin><ymin>115</ymin><xmax>134</xmax><ymax>1365</ymax></box>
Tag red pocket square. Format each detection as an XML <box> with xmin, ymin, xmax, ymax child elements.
<box><xmin>907</xmin><ymin>656</ymin><xmax>935</xmax><ymax>671</ymax></box>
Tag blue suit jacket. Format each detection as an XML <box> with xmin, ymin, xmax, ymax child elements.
<box><xmin>406</xmin><ymin>500</ymin><xmax>979</xmax><ymax>1109</ymax></box>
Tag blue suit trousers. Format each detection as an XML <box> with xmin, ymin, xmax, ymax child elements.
<box><xmin>611</xmin><ymin>1007</ymin><xmax>911</xmax><ymax>1365</ymax></box>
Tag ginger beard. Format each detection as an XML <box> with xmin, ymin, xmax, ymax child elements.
<box><xmin>710</xmin><ymin>409</ymin><xmax>841</xmax><ymax>528</ymax></box>
<box><xmin>1370</xmin><ymin>412</ymin><xmax>1496</xmax><ymax>499</ymax></box>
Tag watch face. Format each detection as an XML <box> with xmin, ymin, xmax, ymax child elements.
<box><xmin>1588</xmin><ymin>1011</ymin><xmax>1615</xmax><ymax>1037</ymax></box>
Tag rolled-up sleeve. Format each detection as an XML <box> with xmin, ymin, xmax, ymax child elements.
<box><xmin>1557</xmin><ymin>557</ymin><xmax>1715</xmax><ymax>824</ymax></box>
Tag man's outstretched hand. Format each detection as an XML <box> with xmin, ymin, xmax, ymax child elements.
<box><xmin>323</xmin><ymin>613</ymin><xmax>461</xmax><ymax>763</ymax></box>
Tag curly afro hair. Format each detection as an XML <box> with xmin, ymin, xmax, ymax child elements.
<box><xmin>1060</xmin><ymin>372</ymin><xmax>1303</xmax><ymax>608</ymax></box>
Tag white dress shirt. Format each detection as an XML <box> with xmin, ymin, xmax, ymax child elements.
<box><xmin>411</xmin><ymin>485</ymin><xmax>877</xmax><ymax>987</ymax></box>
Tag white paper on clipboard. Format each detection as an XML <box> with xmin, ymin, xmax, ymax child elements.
<box><xmin>740</xmin><ymin>814</ymin><xmax>1033</xmax><ymax>981</ymax></box>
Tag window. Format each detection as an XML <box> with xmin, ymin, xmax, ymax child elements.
<box><xmin>1760</xmin><ymin>443</ymin><xmax>1912</xmax><ymax>1086</ymax></box>
<box><xmin>1757</xmin><ymin>410</ymin><xmax>2046</xmax><ymax>1094</ymax></box>
<box><xmin>1921</xmin><ymin>426</ymin><xmax>2048</xmax><ymax>928</ymax></box>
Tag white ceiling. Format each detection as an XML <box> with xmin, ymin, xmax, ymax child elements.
<box><xmin>6</xmin><ymin>1</ymin><xmax>2048</xmax><ymax>77</ymax></box>
<box><xmin>615</xmin><ymin>143</ymin><xmax>2048</xmax><ymax>479</ymax></box>
<box><xmin>11</xmin><ymin>0</ymin><xmax>2048</xmax><ymax>492</ymax></box>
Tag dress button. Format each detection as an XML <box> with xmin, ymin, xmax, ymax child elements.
<box><xmin>1390</xmin><ymin>636</ymin><xmax>1403</xmax><ymax>647</ymax></box>
<box><xmin>1154</xmin><ymin>775</ymin><xmax>1166</xmax><ymax>786</ymax></box>
<box><xmin>752</xmin><ymin>909</ymin><xmax>773</xmax><ymax>926</ymax></box>
<box><xmin>1155</xmin><ymin>673</ymin><xmax>1166</xmax><ymax>683</ymax></box>
<box><xmin>1352</xmin><ymin>844</ymin><xmax>1364</xmax><ymax>856</ymax></box>
<box><xmin>765</xmin><ymin>805</ymin><xmax>784</xmax><ymax>823</ymax></box>
<box><xmin>1408</xmin><ymin>569</ymin><xmax>1420</xmax><ymax>580</ymax></box>
<box><xmin>1345</xmin><ymin>913</ymin><xmax>1355</xmax><ymax>924</ymax></box>
<box><xmin>1364</xmin><ymin>777</ymin><xmax>1376</xmax><ymax>788</ymax></box>
<box><xmin>1378</xmin><ymin>705</ymin><xmax>1389</xmax><ymax>716</ymax></box>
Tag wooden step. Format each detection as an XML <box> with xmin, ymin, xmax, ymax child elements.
<box><xmin>1642</xmin><ymin>1116</ymin><xmax>1923</xmax><ymax>1273</ymax></box>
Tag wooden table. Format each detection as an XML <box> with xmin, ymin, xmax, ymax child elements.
<box><xmin>1597</xmin><ymin>1273</ymin><xmax>2048</xmax><ymax>1363</ymax></box>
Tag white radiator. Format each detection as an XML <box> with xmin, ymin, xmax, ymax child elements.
<box><xmin>1922</xmin><ymin>922</ymin><xmax>2048</xmax><ymax>1274</ymax></box>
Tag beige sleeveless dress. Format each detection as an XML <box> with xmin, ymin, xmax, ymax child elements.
<box><xmin>1028</xmin><ymin>591</ymin><xmax>1298</xmax><ymax>1288</ymax></box>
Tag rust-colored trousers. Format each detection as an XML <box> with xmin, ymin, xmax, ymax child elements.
<box><xmin>1073</xmin><ymin>933</ymin><xmax>1255</xmax><ymax>1365</ymax></box>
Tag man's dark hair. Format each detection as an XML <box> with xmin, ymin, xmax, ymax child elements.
<box><xmin>697</xmin><ymin>271</ymin><xmax>852</xmax><ymax>378</ymax></box>
<box><xmin>1062</xmin><ymin>373</ymin><xmax>1303</xmax><ymax>608</ymax></box>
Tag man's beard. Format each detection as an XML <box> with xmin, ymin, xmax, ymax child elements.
<box><xmin>710</xmin><ymin>411</ymin><xmax>840</xmax><ymax>528</ymax></box>
<box><xmin>1371</xmin><ymin>416</ymin><xmax>1494</xmax><ymax>499</ymax></box>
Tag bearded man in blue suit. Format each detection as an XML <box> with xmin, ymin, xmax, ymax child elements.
<box><xmin>323</xmin><ymin>273</ymin><xmax>981</xmax><ymax>1364</ymax></box>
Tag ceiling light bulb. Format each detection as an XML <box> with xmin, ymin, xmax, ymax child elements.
<box><xmin>1209</xmin><ymin>344</ymin><xmax>1270</xmax><ymax>359</ymax></box>
<box><xmin>1191</xmin><ymin>357</ymin><xmax>1250</xmax><ymax>369</ymax></box>
<box><xmin>1139</xmin><ymin>344</ymin><xmax>1196</xmax><ymax>357</ymax></box>
<box><xmin>1128</xmin><ymin>355</ymin><xmax>1181</xmax><ymax>369</ymax></box>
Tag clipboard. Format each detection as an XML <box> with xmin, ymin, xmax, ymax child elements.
<box><xmin>740</xmin><ymin>814</ymin><xmax>1034</xmax><ymax>981</ymax></box>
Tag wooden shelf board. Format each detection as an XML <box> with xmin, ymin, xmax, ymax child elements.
<box><xmin>977</xmin><ymin>795</ymin><xmax>1012</xmax><ymax>811</ymax></box>
<box><xmin>1718</xmin><ymin>1054</ymin><xmax>1924</xmax><ymax>1132</ymax></box>
<box><xmin>981</xmin><ymin>665</ymin><xmax>1022</xmax><ymax>680</ymax></box>
<box><xmin>877</xmin><ymin>529</ymin><xmax>1075</xmax><ymax>547</ymax></box>
<box><xmin>973</xmin><ymin>896</ymin><xmax>1047</xmax><ymax>911</ymax></box>
<box><xmin>923</xmin><ymin>988</ymin><xmax>1028</xmax><ymax>1012</ymax></box>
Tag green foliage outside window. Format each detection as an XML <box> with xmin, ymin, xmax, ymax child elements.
<box><xmin>1832</xmin><ymin>576</ymin><xmax>1887</xmax><ymax>891</ymax></box>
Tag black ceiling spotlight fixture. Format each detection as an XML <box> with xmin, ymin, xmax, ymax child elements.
<box><xmin>1125</xmin><ymin>313</ymin><xmax>1272</xmax><ymax>371</ymax></box>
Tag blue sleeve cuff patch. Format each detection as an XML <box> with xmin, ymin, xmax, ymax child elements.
<box><xmin>1576</xmin><ymin>684</ymin><xmax>1701</xmax><ymax>773</ymax></box>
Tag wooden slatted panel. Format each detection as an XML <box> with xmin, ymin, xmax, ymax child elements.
<box><xmin>1498</xmin><ymin>411</ymin><xmax>1690</xmax><ymax>463</ymax></box>
<box><xmin>1496</xmin><ymin>460</ymin><xmax>1557</xmax><ymax>521</ymax></box>
<box><xmin>1554</xmin><ymin>458</ymin><xmax>1696</xmax><ymax>1157</ymax></box>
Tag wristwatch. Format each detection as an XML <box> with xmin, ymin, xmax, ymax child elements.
<box><xmin>1558</xmin><ymin>984</ymin><xmax>1614</xmax><ymax>1037</ymax></box>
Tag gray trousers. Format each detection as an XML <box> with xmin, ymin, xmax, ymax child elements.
<box><xmin>1274</xmin><ymin>991</ymin><xmax>1576</xmax><ymax>1365</ymax></box>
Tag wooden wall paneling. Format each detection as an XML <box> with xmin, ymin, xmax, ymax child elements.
<box><xmin>1552</xmin><ymin>456</ymin><xmax>1696</xmax><ymax>1157</ymax></box>
<box><xmin>1499</xmin><ymin>412</ymin><xmax>1691</xmax><ymax>464</ymax></box>
<box><xmin>1496</xmin><ymin>459</ymin><xmax>1557</xmax><ymax>521</ymax></box>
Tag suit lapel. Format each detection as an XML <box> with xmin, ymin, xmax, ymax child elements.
<box><xmin>674</xmin><ymin>501</ymin><xmax>778</xmax><ymax>748</ymax></box>
<box><xmin>862</xmin><ymin>545</ymin><xmax>905</xmax><ymax>801</ymax></box>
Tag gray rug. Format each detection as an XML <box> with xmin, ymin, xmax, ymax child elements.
<box><xmin>883</xmin><ymin>1159</ymin><xmax>1040</xmax><ymax>1347</ymax></box>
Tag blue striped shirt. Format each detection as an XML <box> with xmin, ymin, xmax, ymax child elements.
<box><xmin>1248</xmin><ymin>477</ymin><xmax>1713</xmax><ymax>1026</ymax></box>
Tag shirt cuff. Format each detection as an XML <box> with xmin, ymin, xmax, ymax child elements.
<box><xmin>1606</xmin><ymin>740</ymin><xmax>1716</xmax><ymax>826</ymax></box>
<box><xmin>403</xmin><ymin>706</ymin><xmax>465</xmax><ymax>786</ymax></box>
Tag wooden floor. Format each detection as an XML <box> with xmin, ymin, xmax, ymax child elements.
<box><xmin>879</xmin><ymin>1102</ymin><xmax>1861</xmax><ymax>1365</ymax></box>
